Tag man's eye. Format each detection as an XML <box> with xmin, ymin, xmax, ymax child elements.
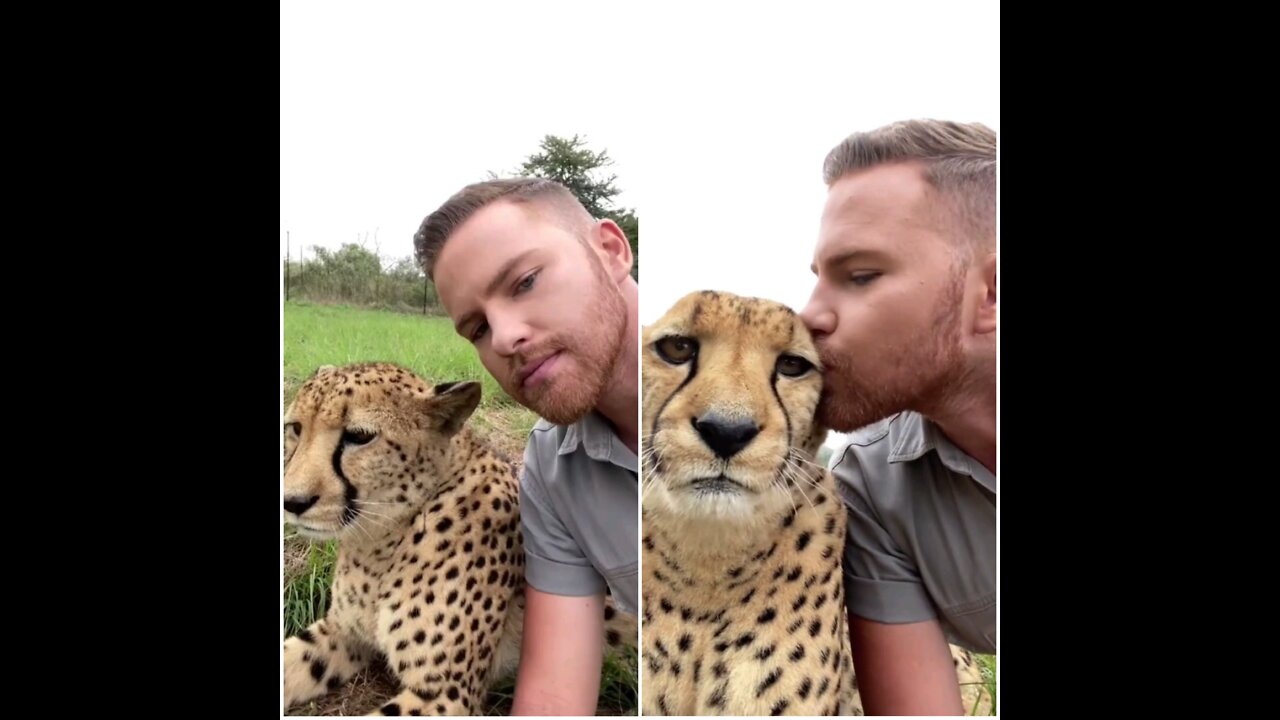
<box><xmin>470</xmin><ymin>321</ymin><xmax>489</xmax><ymax>342</ymax></box>
<box><xmin>850</xmin><ymin>271</ymin><xmax>882</xmax><ymax>286</ymax></box>
<box><xmin>516</xmin><ymin>271</ymin><xmax>539</xmax><ymax>294</ymax></box>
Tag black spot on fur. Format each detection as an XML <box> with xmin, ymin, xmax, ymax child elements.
<box><xmin>786</xmin><ymin>566</ymin><xmax>803</xmax><ymax>582</ymax></box>
<box><xmin>809</xmin><ymin>618</ymin><xmax>822</xmax><ymax>637</ymax></box>
<box><xmin>756</xmin><ymin>644</ymin><xmax>776</xmax><ymax>661</ymax></box>
<box><xmin>756</xmin><ymin>667</ymin><xmax>782</xmax><ymax>696</ymax></box>
<box><xmin>757</xmin><ymin>607</ymin><xmax>777</xmax><ymax>623</ymax></box>
<box><xmin>770</xmin><ymin>698</ymin><xmax>790</xmax><ymax>715</ymax></box>
<box><xmin>734</xmin><ymin>632</ymin><xmax>755</xmax><ymax>648</ymax></box>
<box><xmin>790</xmin><ymin>644</ymin><xmax>806</xmax><ymax>661</ymax></box>
<box><xmin>796</xmin><ymin>531</ymin><xmax>812</xmax><ymax>552</ymax></box>
<box><xmin>708</xmin><ymin>684</ymin><xmax>726</xmax><ymax>708</ymax></box>
<box><xmin>310</xmin><ymin>659</ymin><xmax>327</xmax><ymax>681</ymax></box>
<box><xmin>798</xmin><ymin>677</ymin><xmax>813</xmax><ymax>699</ymax></box>
<box><xmin>414</xmin><ymin>688</ymin><xmax>440</xmax><ymax>702</ymax></box>
<box><xmin>678</xmin><ymin>633</ymin><xmax>692</xmax><ymax>652</ymax></box>
<box><xmin>414</xmin><ymin>630</ymin><xmax>426</xmax><ymax>644</ymax></box>
<box><xmin>380</xmin><ymin>703</ymin><xmax>401</xmax><ymax>715</ymax></box>
<box><xmin>436</xmin><ymin>517</ymin><xmax>453</xmax><ymax>533</ymax></box>
<box><xmin>297</xmin><ymin>629</ymin><xmax>315</xmax><ymax>644</ymax></box>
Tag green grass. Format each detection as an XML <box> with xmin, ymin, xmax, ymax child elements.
<box><xmin>284</xmin><ymin>300</ymin><xmax>512</xmax><ymax>409</ymax></box>
<box><xmin>283</xmin><ymin>538</ymin><xmax>339</xmax><ymax>638</ymax></box>
<box><xmin>974</xmin><ymin>653</ymin><xmax>996</xmax><ymax>715</ymax></box>
<box><xmin>283</xmin><ymin>301</ymin><xmax>635</xmax><ymax>714</ymax></box>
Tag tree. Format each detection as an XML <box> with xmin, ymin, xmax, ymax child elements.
<box><xmin>515</xmin><ymin>134</ymin><xmax>640</xmax><ymax>280</ymax></box>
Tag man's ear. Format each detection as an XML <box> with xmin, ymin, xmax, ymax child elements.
<box><xmin>973</xmin><ymin>252</ymin><xmax>996</xmax><ymax>335</ymax></box>
<box><xmin>425</xmin><ymin>381</ymin><xmax>482</xmax><ymax>435</ymax></box>
<box><xmin>591</xmin><ymin>219</ymin><xmax>634</xmax><ymax>283</ymax></box>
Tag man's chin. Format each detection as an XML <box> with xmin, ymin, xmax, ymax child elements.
<box><xmin>817</xmin><ymin>386</ymin><xmax>899</xmax><ymax>434</ymax></box>
<box><xmin>518</xmin><ymin>377</ymin><xmax>600</xmax><ymax>426</ymax></box>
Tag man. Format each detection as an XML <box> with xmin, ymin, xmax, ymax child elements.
<box><xmin>799</xmin><ymin>119</ymin><xmax>997</xmax><ymax>715</ymax></box>
<box><xmin>414</xmin><ymin>178</ymin><xmax>638</xmax><ymax>715</ymax></box>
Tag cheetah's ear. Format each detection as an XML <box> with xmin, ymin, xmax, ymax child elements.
<box><xmin>426</xmin><ymin>381</ymin><xmax>482</xmax><ymax>436</ymax></box>
<box><xmin>315</xmin><ymin>364</ymin><xmax>337</xmax><ymax>376</ymax></box>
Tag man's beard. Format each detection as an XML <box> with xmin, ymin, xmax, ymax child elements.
<box><xmin>512</xmin><ymin>254</ymin><xmax>628</xmax><ymax>425</ymax></box>
<box><xmin>816</xmin><ymin>268</ymin><xmax>977</xmax><ymax>432</ymax></box>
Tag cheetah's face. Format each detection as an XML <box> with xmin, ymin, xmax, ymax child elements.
<box><xmin>642</xmin><ymin>291</ymin><xmax>825</xmax><ymax>521</ymax></box>
<box><xmin>283</xmin><ymin>363</ymin><xmax>481</xmax><ymax>541</ymax></box>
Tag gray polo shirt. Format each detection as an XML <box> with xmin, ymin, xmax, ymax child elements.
<box><xmin>519</xmin><ymin>411</ymin><xmax>638</xmax><ymax>616</ymax></box>
<box><xmin>830</xmin><ymin>411</ymin><xmax>996</xmax><ymax>654</ymax></box>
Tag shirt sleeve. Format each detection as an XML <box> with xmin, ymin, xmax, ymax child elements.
<box><xmin>831</xmin><ymin>444</ymin><xmax>937</xmax><ymax>624</ymax></box>
<box><xmin>518</xmin><ymin>440</ymin><xmax>606</xmax><ymax>596</ymax></box>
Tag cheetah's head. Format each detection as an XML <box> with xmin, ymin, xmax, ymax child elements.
<box><xmin>642</xmin><ymin>291</ymin><xmax>826</xmax><ymax>523</ymax></box>
<box><xmin>283</xmin><ymin>362</ymin><xmax>481</xmax><ymax>541</ymax></box>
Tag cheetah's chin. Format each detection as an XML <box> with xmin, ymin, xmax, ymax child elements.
<box><xmin>292</xmin><ymin>524</ymin><xmax>340</xmax><ymax>541</ymax></box>
<box><xmin>685</xmin><ymin>475</ymin><xmax>748</xmax><ymax>495</ymax></box>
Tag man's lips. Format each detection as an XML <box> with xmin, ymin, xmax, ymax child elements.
<box><xmin>516</xmin><ymin>351</ymin><xmax>561</xmax><ymax>388</ymax></box>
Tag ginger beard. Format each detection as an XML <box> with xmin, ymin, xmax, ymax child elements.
<box><xmin>816</xmin><ymin>265</ymin><xmax>979</xmax><ymax>433</ymax></box>
<box><xmin>508</xmin><ymin>245</ymin><xmax>627</xmax><ymax>425</ymax></box>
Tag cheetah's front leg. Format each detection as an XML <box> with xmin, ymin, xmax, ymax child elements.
<box><xmin>284</xmin><ymin>618</ymin><xmax>371</xmax><ymax>708</ymax></box>
<box><xmin>372</xmin><ymin>686</ymin><xmax>478</xmax><ymax>716</ymax></box>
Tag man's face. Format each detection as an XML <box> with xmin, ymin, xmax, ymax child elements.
<box><xmin>434</xmin><ymin>200</ymin><xmax>627</xmax><ymax>425</ymax></box>
<box><xmin>800</xmin><ymin>162</ymin><xmax>971</xmax><ymax>432</ymax></box>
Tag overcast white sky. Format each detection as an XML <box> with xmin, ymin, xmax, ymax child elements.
<box><xmin>281</xmin><ymin>1</ymin><xmax>647</xmax><ymax>264</ymax></box>
<box><xmin>281</xmin><ymin>0</ymin><xmax>999</xmax><ymax>449</ymax></box>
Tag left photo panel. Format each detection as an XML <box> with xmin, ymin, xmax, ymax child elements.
<box><xmin>281</xmin><ymin>5</ymin><xmax>642</xmax><ymax>716</ymax></box>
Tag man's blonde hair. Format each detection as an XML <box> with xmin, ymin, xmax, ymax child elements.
<box><xmin>823</xmin><ymin>119</ymin><xmax>996</xmax><ymax>254</ymax></box>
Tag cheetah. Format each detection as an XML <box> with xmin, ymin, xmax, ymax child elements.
<box><xmin>640</xmin><ymin>291</ymin><xmax>985</xmax><ymax>716</ymax></box>
<box><xmin>283</xmin><ymin>363</ymin><xmax>636</xmax><ymax>715</ymax></box>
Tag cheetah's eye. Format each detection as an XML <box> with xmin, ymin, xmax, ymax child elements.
<box><xmin>655</xmin><ymin>336</ymin><xmax>699</xmax><ymax>365</ymax></box>
<box><xmin>342</xmin><ymin>429</ymin><xmax>376</xmax><ymax>446</ymax></box>
<box><xmin>285</xmin><ymin>422</ymin><xmax>301</xmax><ymax>436</ymax></box>
<box><xmin>776</xmin><ymin>354</ymin><xmax>814</xmax><ymax>378</ymax></box>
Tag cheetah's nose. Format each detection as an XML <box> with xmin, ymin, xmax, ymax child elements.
<box><xmin>693</xmin><ymin>415</ymin><xmax>760</xmax><ymax>459</ymax></box>
<box><xmin>284</xmin><ymin>495</ymin><xmax>320</xmax><ymax>516</ymax></box>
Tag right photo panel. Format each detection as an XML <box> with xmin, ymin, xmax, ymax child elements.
<box><xmin>637</xmin><ymin>9</ymin><xmax>997</xmax><ymax>717</ymax></box>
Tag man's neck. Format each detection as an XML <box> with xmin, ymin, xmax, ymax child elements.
<box><xmin>924</xmin><ymin>377</ymin><xmax>996</xmax><ymax>474</ymax></box>
<box><xmin>595</xmin><ymin>279</ymin><xmax>639</xmax><ymax>454</ymax></box>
